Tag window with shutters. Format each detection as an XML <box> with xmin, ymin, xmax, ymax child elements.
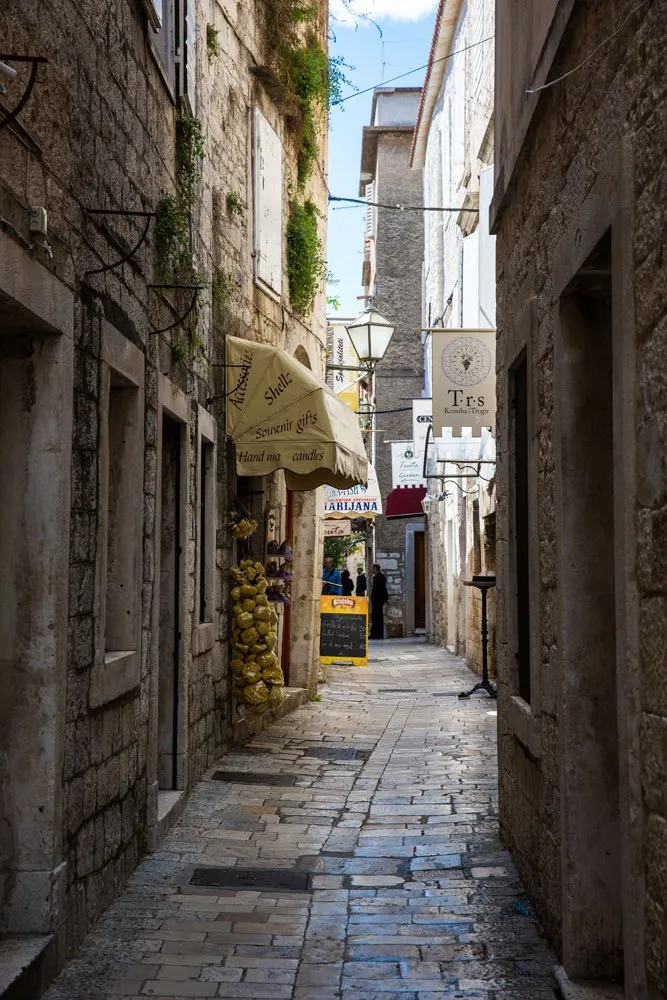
<box><xmin>147</xmin><ymin>0</ymin><xmax>176</xmax><ymax>94</ymax></box>
<box><xmin>253</xmin><ymin>109</ymin><xmax>283</xmax><ymax>296</ymax></box>
<box><xmin>179</xmin><ymin>0</ymin><xmax>197</xmax><ymax>113</ymax></box>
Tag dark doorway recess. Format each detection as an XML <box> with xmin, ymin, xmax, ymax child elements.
<box><xmin>158</xmin><ymin>415</ymin><xmax>183</xmax><ymax>791</ymax></box>
<box><xmin>559</xmin><ymin>231</ymin><xmax>622</xmax><ymax>981</ymax></box>
<box><xmin>414</xmin><ymin>529</ymin><xmax>426</xmax><ymax>630</ymax></box>
<box><xmin>512</xmin><ymin>351</ymin><xmax>530</xmax><ymax>704</ymax></box>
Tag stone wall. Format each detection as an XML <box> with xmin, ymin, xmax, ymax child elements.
<box><xmin>372</xmin><ymin>132</ymin><xmax>424</xmax><ymax>635</ymax></box>
<box><xmin>493</xmin><ymin>0</ymin><xmax>666</xmax><ymax>990</ymax></box>
<box><xmin>0</xmin><ymin>0</ymin><xmax>329</xmax><ymax>987</ymax></box>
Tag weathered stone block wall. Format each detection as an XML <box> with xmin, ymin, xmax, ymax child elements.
<box><xmin>373</xmin><ymin>134</ymin><xmax>424</xmax><ymax>635</ymax></box>
<box><xmin>494</xmin><ymin>0</ymin><xmax>665</xmax><ymax>983</ymax></box>
<box><xmin>0</xmin><ymin>0</ymin><xmax>329</xmax><ymax>981</ymax></box>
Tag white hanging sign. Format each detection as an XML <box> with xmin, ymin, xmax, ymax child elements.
<box><xmin>412</xmin><ymin>399</ymin><xmax>432</xmax><ymax>468</ymax></box>
<box><xmin>324</xmin><ymin>519</ymin><xmax>352</xmax><ymax>537</ymax></box>
<box><xmin>431</xmin><ymin>329</ymin><xmax>496</xmax><ymax>434</ymax></box>
<box><xmin>391</xmin><ymin>442</ymin><xmax>425</xmax><ymax>488</ymax></box>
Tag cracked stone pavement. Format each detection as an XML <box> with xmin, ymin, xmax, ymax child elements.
<box><xmin>43</xmin><ymin>639</ymin><xmax>555</xmax><ymax>1000</ymax></box>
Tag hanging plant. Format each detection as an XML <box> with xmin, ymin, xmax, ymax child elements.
<box><xmin>206</xmin><ymin>24</ymin><xmax>220</xmax><ymax>60</ymax></box>
<box><xmin>286</xmin><ymin>199</ymin><xmax>325</xmax><ymax>315</ymax></box>
<box><xmin>176</xmin><ymin>112</ymin><xmax>205</xmax><ymax>208</ymax></box>
<box><xmin>262</xmin><ymin>1</ymin><xmax>354</xmax><ymax>188</ymax></box>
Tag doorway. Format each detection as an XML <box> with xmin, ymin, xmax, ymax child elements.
<box><xmin>158</xmin><ymin>416</ymin><xmax>183</xmax><ymax>791</ymax></box>
<box><xmin>281</xmin><ymin>490</ymin><xmax>294</xmax><ymax>686</ymax></box>
<box><xmin>558</xmin><ymin>232</ymin><xmax>622</xmax><ymax>980</ymax></box>
<box><xmin>414</xmin><ymin>530</ymin><xmax>426</xmax><ymax>631</ymax></box>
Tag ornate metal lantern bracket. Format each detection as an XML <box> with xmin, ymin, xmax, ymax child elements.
<box><xmin>149</xmin><ymin>284</ymin><xmax>204</xmax><ymax>337</ymax></box>
<box><xmin>0</xmin><ymin>55</ymin><xmax>47</xmax><ymax>131</ymax></box>
<box><xmin>85</xmin><ymin>208</ymin><xmax>155</xmax><ymax>276</ymax></box>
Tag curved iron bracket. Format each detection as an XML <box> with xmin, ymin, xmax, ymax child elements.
<box><xmin>0</xmin><ymin>55</ymin><xmax>47</xmax><ymax>131</ymax></box>
<box><xmin>85</xmin><ymin>209</ymin><xmax>154</xmax><ymax>276</ymax></box>
<box><xmin>149</xmin><ymin>284</ymin><xmax>204</xmax><ymax>337</ymax></box>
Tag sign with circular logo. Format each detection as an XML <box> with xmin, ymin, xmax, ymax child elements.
<box><xmin>441</xmin><ymin>336</ymin><xmax>492</xmax><ymax>387</ymax></box>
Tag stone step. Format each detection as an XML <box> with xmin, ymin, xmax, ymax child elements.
<box><xmin>0</xmin><ymin>935</ymin><xmax>55</xmax><ymax>1000</ymax></box>
<box><xmin>554</xmin><ymin>964</ymin><xmax>625</xmax><ymax>1000</ymax></box>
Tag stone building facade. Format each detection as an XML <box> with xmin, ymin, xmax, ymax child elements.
<box><xmin>492</xmin><ymin>0</ymin><xmax>667</xmax><ymax>994</ymax></box>
<box><xmin>359</xmin><ymin>88</ymin><xmax>425</xmax><ymax>637</ymax></box>
<box><xmin>410</xmin><ymin>0</ymin><xmax>497</xmax><ymax>676</ymax></box>
<box><xmin>0</xmin><ymin>0</ymin><xmax>328</xmax><ymax>993</ymax></box>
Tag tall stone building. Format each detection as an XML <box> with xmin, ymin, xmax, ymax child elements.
<box><xmin>411</xmin><ymin>0</ymin><xmax>497</xmax><ymax>675</ymax></box>
<box><xmin>0</xmin><ymin>0</ymin><xmax>336</xmax><ymax>993</ymax></box>
<box><xmin>492</xmin><ymin>0</ymin><xmax>667</xmax><ymax>994</ymax></box>
<box><xmin>359</xmin><ymin>88</ymin><xmax>426</xmax><ymax>636</ymax></box>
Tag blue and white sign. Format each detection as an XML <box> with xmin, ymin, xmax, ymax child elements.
<box><xmin>320</xmin><ymin>464</ymin><xmax>382</xmax><ymax>518</ymax></box>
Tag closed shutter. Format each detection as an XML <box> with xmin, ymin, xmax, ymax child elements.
<box><xmin>253</xmin><ymin>109</ymin><xmax>283</xmax><ymax>295</ymax></box>
<box><xmin>184</xmin><ymin>0</ymin><xmax>196</xmax><ymax>113</ymax></box>
<box><xmin>144</xmin><ymin>0</ymin><xmax>162</xmax><ymax>30</ymax></box>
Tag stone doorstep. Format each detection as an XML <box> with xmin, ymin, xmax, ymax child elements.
<box><xmin>0</xmin><ymin>934</ymin><xmax>55</xmax><ymax>1000</ymax></box>
<box><xmin>232</xmin><ymin>688</ymin><xmax>309</xmax><ymax>745</ymax></box>
<box><xmin>553</xmin><ymin>965</ymin><xmax>625</xmax><ymax>1000</ymax></box>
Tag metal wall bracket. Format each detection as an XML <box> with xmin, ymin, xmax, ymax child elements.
<box><xmin>149</xmin><ymin>284</ymin><xmax>204</xmax><ymax>337</ymax></box>
<box><xmin>0</xmin><ymin>55</ymin><xmax>47</xmax><ymax>131</ymax></box>
<box><xmin>85</xmin><ymin>208</ymin><xmax>155</xmax><ymax>276</ymax></box>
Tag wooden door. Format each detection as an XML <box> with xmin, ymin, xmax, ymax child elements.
<box><xmin>281</xmin><ymin>490</ymin><xmax>295</xmax><ymax>685</ymax></box>
<box><xmin>414</xmin><ymin>530</ymin><xmax>426</xmax><ymax>631</ymax></box>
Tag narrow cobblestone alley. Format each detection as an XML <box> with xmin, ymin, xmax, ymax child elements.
<box><xmin>43</xmin><ymin>642</ymin><xmax>555</xmax><ymax>1000</ymax></box>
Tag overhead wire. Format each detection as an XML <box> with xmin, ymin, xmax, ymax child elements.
<box><xmin>332</xmin><ymin>33</ymin><xmax>495</xmax><ymax>106</ymax></box>
<box><xmin>526</xmin><ymin>0</ymin><xmax>651</xmax><ymax>94</ymax></box>
<box><xmin>329</xmin><ymin>194</ymin><xmax>476</xmax><ymax>213</ymax></box>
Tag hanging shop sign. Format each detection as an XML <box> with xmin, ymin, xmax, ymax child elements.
<box><xmin>431</xmin><ymin>329</ymin><xmax>496</xmax><ymax>434</ymax></box>
<box><xmin>324</xmin><ymin>519</ymin><xmax>352</xmax><ymax>537</ymax></box>
<box><xmin>328</xmin><ymin>324</ymin><xmax>360</xmax><ymax>413</ymax></box>
<box><xmin>319</xmin><ymin>596</ymin><xmax>368</xmax><ymax>666</ymax></box>
<box><xmin>412</xmin><ymin>399</ymin><xmax>433</xmax><ymax>467</ymax></box>
<box><xmin>391</xmin><ymin>441</ymin><xmax>425</xmax><ymax>488</ymax></box>
<box><xmin>320</xmin><ymin>464</ymin><xmax>382</xmax><ymax>518</ymax></box>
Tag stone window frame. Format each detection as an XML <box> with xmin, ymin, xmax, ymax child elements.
<box><xmin>150</xmin><ymin>375</ymin><xmax>193</xmax><ymax>797</ymax></box>
<box><xmin>193</xmin><ymin>405</ymin><xmax>217</xmax><ymax>654</ymax></box>
<box><xmin>503</xmin><ymin>297</ymin><xmax>542</xmax><ymax>758</ymax></box>
<box><xmin>90</xmin><ymin>323</ymin><xmax>145</xmax><ymax>710</ymax></box>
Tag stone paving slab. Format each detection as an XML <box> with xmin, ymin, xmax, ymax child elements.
<box><xmin>42</xmin><ymin>641</ymin><xmax>555</xmax><ymax>1000</ymax></box>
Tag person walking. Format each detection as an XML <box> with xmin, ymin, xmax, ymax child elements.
<box><xmin>322</xmin><ymin>556</ymin><xmax>342</xmax><ymax>595</ymax></box>
<box><xmin>355</xmin><ymin>566</ymin><xmax>367</xmax><ymax>597</ymax></box>
<box><xmin>369</xmin><ymin>563</ymin><xmax>388</xmax><ymax>639</ymax></box>
<box><xmin>341</xmin><ymin>569</ymin><xmax>354</xmax><ymax>596</ymax></box>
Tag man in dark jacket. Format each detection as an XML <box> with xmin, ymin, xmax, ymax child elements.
<box><xmin>369</xmin><ymin>563</ymin><xmax>388</xmax><ymax>639</ymax></box>
<box><xmin>355</xmin><ymin>566</ymin><xmax>367</xmax><ymax>597</ymax></box>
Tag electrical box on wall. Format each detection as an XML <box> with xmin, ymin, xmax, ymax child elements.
<box><xmin>29</xmin><ymin>206</ymin><xmax>48</xmax><ymax>236</ymax></box>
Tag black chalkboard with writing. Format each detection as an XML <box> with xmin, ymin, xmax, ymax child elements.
<box><xmin>319</xmin><ymin>613</ymin><xmax>367</xmax><ymax>661</ymax></box>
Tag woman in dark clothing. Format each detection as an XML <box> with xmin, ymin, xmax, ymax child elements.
<box><xmin>341</xmin><ymin>569</ymin><xmax>354</xmax><ymax>596</ymax></box>
<box><xmin>369</xmin><ymin>563</ymin><xmax>388</xmax><ymax>639</ymax></box>
<box><xmin>355</xmin><ymin>567</ymin><xmax>367</xmax><ymax>597</ymax></box>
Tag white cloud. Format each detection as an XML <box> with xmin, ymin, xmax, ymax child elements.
<box><xmin>330</xmin><ymin>0</ymin><xmax>438</xmax><ymax>24</ymax></box>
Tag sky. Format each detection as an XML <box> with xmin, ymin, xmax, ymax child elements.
<box><xmin>326</xmin><ymin>0</ymin><xmax>439</xmax><ymax>318</ymax></box>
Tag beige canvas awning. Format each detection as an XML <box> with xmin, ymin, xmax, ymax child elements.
<box><xmin>225</xmin><ymin>335</ymin><xmax>368</xmax><ymax>492</ymax></box>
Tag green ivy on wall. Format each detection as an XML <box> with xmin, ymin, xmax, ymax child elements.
<box><xmin>286</xmin><ymin>199</ymin><xmax>325</xmax><ymax>316</ymax></box>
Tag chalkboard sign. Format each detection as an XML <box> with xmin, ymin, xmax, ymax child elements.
<box><xmin>319</xmin><ymin>596</ymin><xmax>368</xmax><ymax>666</ymax></box>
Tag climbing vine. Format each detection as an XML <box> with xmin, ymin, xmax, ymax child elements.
<box><xmin>206</xmin><ymin>24</ymin><xmax>220</xmax><ymax>60</ymax></box>
<box><xmin>175</xmin><ymin>112</ymin><xmax>205</xmax><ymax>208</ymax></box>
<box><xmin>286</xmin><ymin>199</ymin><xmax>325</xmax><ymax>315</ymax></box>
<box><xmin>212</xmin><ymin>266</ymin><xmax>236</xmax><ymax>310</ymax></box>
<box><xmin>262</xmin><ymin>1</ymin><xmax>352</xmax><ymax>187</ymax></box>
<box><xmin>225</xmin><ymin>190</ymin><xmax>247</xmax><ymax>218</ymax></box>
<box><xmin>154</xmin><ymin>112</ymin><xmax>206</xmax><ymax>364</ymax></box>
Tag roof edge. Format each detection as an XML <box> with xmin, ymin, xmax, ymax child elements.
<box><xmin>410</xmin><ymin>0</ymin><xmax>464</xmax><ymax>169</ymax></box>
